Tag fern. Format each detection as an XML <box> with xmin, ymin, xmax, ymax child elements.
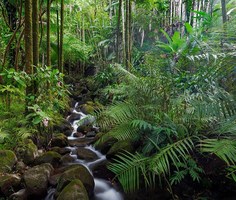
<box><xmin>200</xmin><ymin>139</ymin><xmax>236</xmax><ymax>165</ymax></box>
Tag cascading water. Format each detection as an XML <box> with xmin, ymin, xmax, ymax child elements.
<box><xmin>45</xmin><ymin>102</ymin><xmax>123</xmax><ymax>200</ymax></box>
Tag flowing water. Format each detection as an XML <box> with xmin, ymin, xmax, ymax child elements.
<box><xmin>45</xmin><ymin>102</ymin><xmax>123</xmax><ymax>200</ymax></box>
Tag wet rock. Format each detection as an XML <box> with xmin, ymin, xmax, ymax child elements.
<box><xmin>15</xmin><ymin>161</ymin><xmax>27</xmax><ymax>173</ymax></box>
<box><xmin>15</xmin><ymin>139</ymin><xmax>38</xmax><ymax>165</ymax></box>
<box><xmin>94</xmin><ymin>134</ymin><xmax>118</xmax><ymax>154</ymax></box>
<box><xmin>77</xmin><ymin>147</ymin><xmax>98</xmax><ymax>161</ymax></box>
<box><xmin>54</xmin><ymin>119</ymin><xmax>73</xmax><ymax>134</ymax></box>
<box><xmin>0</xmin><ymin>150</ymin><xmax>17</xmax><ymax>173</ymax></box>
<box><xmin>68</xmin><ymin>138</ymin><xmax>95</xmax><ymax>147</ymax></box>
<box><xmin>60</xmin><ymin>154</ymin><xmax>76</xmax><ymax>164</ymax></box>
<box><xmin>10</xmin><ymin>189</ymin><xmax>28</xmax><ymax>200</ymax></box>
<box><xmin>23</xmin><ymin>163</ymin><xmax>53</xmax><ymax>197</ymax></box>
<box><xmin>51</xmin><ymin>133</ymin><xmax>68</xmax><ymax>148</ymax></box>
<box><xmin>56</xmin><ymin>165</ymin><xmax>94</xmax><ymax>196</ymax></box>
<box><xmin>0</xmin><ymin>174</ymin><xmax>21</xmax><ymax>196</ymax></box>
<box><xmin>50</xmin><ymin>147</ymin><xmax>71</xmax><ymax>155</ymax></box>
<box><xmin>73</xmin><ymin>132</ymin><xmax>85</xmax><ymax>138</ymax></box>
<box><xmin>86</xmin><ymin>131</ymin><xmax>96</xmax><ymax>138</ymax></box>
<box><xmin>57</xmin><ymin>179</ymin><xmax>89</xmax><ymax>200</ymax></box>
<box><xmin>77</xmin><ymin>125</ymin><xmax>93</xmax><ymax>134</ymax></box>
<box><xmin>67</xmin><ymin>113</ymin><xmax>82</xmax><ymax>123</ymax></box>
<box><xmin>80</xmin><ymin>104</ymin><xmax>95</xmax><ymax>114</ymax></box>
<box><xmin>107</xmin><ymin>140</ymin><xmax>134</xmax><ymax>158</ymax></box>
<box><xmin>34</xmin><ymin>151</ymin><xmax>62</xmax><ymax>167</ymax></box>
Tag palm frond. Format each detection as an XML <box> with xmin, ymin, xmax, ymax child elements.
<box><xmin>108</xmin><ymin>151</ymin><xmax>149</xmax><ymax>193</ymax></box>
<box><xmin>200</xmin><ymin>139</ymin><xmax>236</xmax><ymax>165</ymax></box>
<box><xmin>150</xmin><ymin>137</ymin><xmax>195</xmax><ymax>175</ymax></box>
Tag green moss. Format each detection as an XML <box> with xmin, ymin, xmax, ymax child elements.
<box><xmin>0</xmin><ymin>150</ymin><xmax>17</xmax><ymax>173</ymax></box>
<box><xmin>57</xmin><ymin>179</ymin><xmax>89</xmax><ymax>200</ymax></box>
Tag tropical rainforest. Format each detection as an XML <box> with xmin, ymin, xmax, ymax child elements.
<box><xmin>0</xmin><ymin>0</ymin><xmax>236</xmax><ymax>199</ymax></box>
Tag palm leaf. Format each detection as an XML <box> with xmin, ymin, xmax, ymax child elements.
<box><xmin>200</xmin><ymin>139</ymin><xmax>236</xmax><ymax>165</ymax></box>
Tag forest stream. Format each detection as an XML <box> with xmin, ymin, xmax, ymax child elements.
<box><xmin>44</xmin><ymin>102</ymin><xmax>123</xmax><ymax>200</ymax></box>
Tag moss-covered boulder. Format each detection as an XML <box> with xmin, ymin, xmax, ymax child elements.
<box><xmin>23</xmin><ymin>163</ymin><xmax>53</xmax><ymax>197</ymax></box>
<box><xmin>107</xmin><ymin>140</ymin><xmax>134</xmax><ymax>158</ymax></box>
<box><xmin>57</xmin><ymin>179</ymin><xmax>89</xmax><ymax>200</ymax></box>
<box><xmin>94</xmin><ymin>134</ymin><xmax>118</xmax><ymax>154</ymax></box>
<box><xmin>50</xmin><ymin>147</ymin><xmax>71</xmax><ymax>155</ymax></box>
<box><xmin>80</xmin><ymin>104</ymin><xmax>95</xmax><ymax>114</ymax></box>
<box><xmin>0</xmin><ymin>174</ymin><xmax>21</xmax><ymax>196</ymax></box>
<box><xmin>60</xmin><ymin>154</ymin><xmax>76</xmax><ymax>164</ymax></box>
<box><xmin>56</xmin><ymin>165</ymin><xmax>94</xmax><ymax>196</ymax></box>
<box><xmin>34</xmin><ymin>151</ymin><xmax>62</xmax><ymax>167</ymax></box>
<box><xmin>77</xmin><ymin>147</ymin><xmax>98</xmax><ymax>161</ymax></box>
<box><xmin>51</xmin><ymin>133</ymin><xmax>68</xmax><ymax>148</ymax></box>
<box><xmin>0</xmin><ymin>150</ymin><xmax>17</xmax><ymax>173</ymax></box>
<box><xmin>15</xmin><ymin>139</ymin><xmax>38</xmax><ymax>165</ymax></box>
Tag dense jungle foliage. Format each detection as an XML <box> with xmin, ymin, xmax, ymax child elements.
<box><xmin>0</xmin><ymin>0</ymin><xmax>236</xmax><ymax>199</ymax></box>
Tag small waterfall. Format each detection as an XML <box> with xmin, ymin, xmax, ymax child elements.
<box><xmin>45</xmin><ymin>102</ymin><xmax>123</xmax><ymax>200</ymax></box>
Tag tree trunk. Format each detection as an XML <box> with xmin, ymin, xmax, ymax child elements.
<box><xmin>47</xmin><ymin>0</ymin><xmax>51</xmax><ymax>66</ymax></box>
<box><xmin>116</xmin><ymin>0</ymin><xmax>122</xmax><ymax>62</ymax></box>
<box><xmin>32</xmin><ymin>0</ymin><xmax>39</xmax><ymax>67</ymax></box>
<box><xmin>25</xmin><ymin>0</ymin><xmax>33</xmax><ymax>74</ymax></box>
<box><xmin>59</xmin><ymin>0</ymin><xmax>64</xmax><ymax>73</ymax></box>
<box><xmin>221</xmin><ymin>0</ymin><xmax>227</xmax><ymax>24</ymax></box>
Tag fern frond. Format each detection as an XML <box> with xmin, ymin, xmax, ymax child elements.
<box><xmin>200</xmin><ymin>139</ymin><xmax>236</xmax><ymax>165</ymax></box>
<box><xmin>149</xmin><ymin>137</ymin><xmax>195</xmax><ymax>175</ymax></box>
<box><xmin>108</xmin><ymin>151</ymin><xmax>149</xmax><ymax>193</ymax></box>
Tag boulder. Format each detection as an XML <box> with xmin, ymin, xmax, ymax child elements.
<box><xmin>94</xmin><ymin>134</ymin><xmax>118</xmax><ymax>154</ymax></box>
<box><xmin>107</xmin><ymin>140</ymin><xmax>134</xmax><ymax>158</ymax></box>
<box><xmin>60</xmin><ymin>154</ymin><xmax>76</xmax><ymax>164</ymax></box>
<box><xmin>50</xmin><ymin>147</ymin><xmax>71</xmax><ymax>155</ymax></box>
<box><xmin>54</xmin><ymin>119</ymin><xmax>73</xmax><ymax>136</ymax></box>
<box><xmin>57</xmin><ymin>179</ymin><xmax>89</xmax><ymax>200</ymax></box>
<box><xmin>86</xmin><ymin>131</ymin><xmax>96</xmax><ymax>138</ymax></box>
<box><xmin>51</xmin><ymin>133</ymin><xmax>68</xmax><ymax>148</ymax></box>
<box><xmin>77</xmin><ymin>148</ymin><xmax>98</xmax><ymax>161</ymax></box>
<box><xmin>23</xmin><ymin>163</ymin><xmax>53</xmax><ymax>197</ymax></box>
<box><xmin>15</xmin><ymin>161</ymin><xmax>27</xmax><ymax>174</ymax></box>
<box><xmin>34</xmin><ymin>151</ymin><xmax>62</xmax><ymax>167</ymax></box>
<box><xmin>67</xmin><ymin>113</ymin><xmax>82</xmax><ymax>123</ymax></box>
<box><xmin>10</xmin><ymin>189</ymin><xmax>28</xmax><ymax>200</ymax></box>
<box><xmin>80</xmin><ymin>104</ymin><xmax>95</xmax><ymax>115</ymax></box>
<box><xmin>73</xmin><ymin>132</ymin><xmax>85</xmax><ymax>138</ymax></box>
<box><xmin>0</xmin><ymin>174</ymin><xmax>21</xmax><ymax>196</ymax></box>
<box><xmin>15</xmin><ymin>139</ymin><xmax>38</xmax><ymax>165</ymax></box>
<box><xmin>56</xmin><ymin>165</ymin><xmax>94</xmax><ymax>196</ymax></box>
<box><xmin>68</xmin><ymin>137</ymin><xmax>95</xmax><ymax>147</ymax></box>
<box><xmin>0</xmin><ymin>150</ymin><xmax>17</xmax><ymax>173</ymax></box>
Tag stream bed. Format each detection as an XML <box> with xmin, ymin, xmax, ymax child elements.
<box><xmin>45</xmin><ymin>102</ymin><xmax>123</xmax><ymax>200</ymax></box>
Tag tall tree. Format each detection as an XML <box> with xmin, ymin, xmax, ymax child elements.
<box><xmin>47</xmin><ymin>0</ymin><xmax>51</xmax><ymax>66</ymax></box>
<box><xmin>116</xmin><ymin>0</ymin><xmax>122</xmax><ymax>62</ymax></box>
<box><xmin>59</xmin><ymin>0</ymin><xmax>64</xmax><ymax>73</ymax></box>
<box><xmin>221</xmin><ymin>0</ymin><xmax>227</xmax><ymax>24</ymax></box>
<box><xmin>25</xmin><ymin>0</ymin><xmax>33</xmax><ymax>74</ymax></box>
<box><xmin>32</xmin><ymin>0</ymin><xmax>39</xmax><ymax>67</ymax></box>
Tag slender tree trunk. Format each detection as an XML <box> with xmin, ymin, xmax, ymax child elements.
<box><xmin>221</xmin><ymin>0</ymin><xmax>227</xmax><ymax>24</ymax></box>
<box><xmin>122</xmin><ymin>1</ymin><xmax>126</xmax><ymax>66</ymax></box>
<box><xmin>59</xmin><ymin>0</ymin><xmax>64</xmax><ymax>73</ymax></box>
<box><xmin>25</xmin><ymin>0</ymin><xmax>33</xmax><ymax>74</ymax></box>
<box><xmin>57</xmin><ymin>8</ymin><xmax>60</xmax><ymax>69</ymax></box>
<box><xmin>47</xmin><ymin>0</ymin><xmax>51</xmax><ymax>66</ymax></box>
<box><xmin>32</xmin><ymin>0</ymin><xmax>39</xmax><ymax>67</ymax></box>
<box><xmin>25</xmin><ymin>0</ymin><xmax>33</xmax><ymax>112</ymax></box>
<box><xmin>116</xmin><ymin>0</ymin><xmax>122</xmax><ymax>63</ymax></box>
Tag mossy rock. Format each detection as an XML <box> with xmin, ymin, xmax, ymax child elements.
<box><xmin>107</xmin><ymin>140</ymin><xmax>134</xmax><ymax>158</ymax></box>
<box><xmin>0</xmin><ymin>174</ymin><xmax>21</xmax><ymax>196</ymax></box>
<box><xmin>94</xmin><ymin>134</ymin><xmax>118</xmax><ymax>154</ymax></box>
<box><xmin>56</xmin><ymin>165</ymin><xmax>94</xmax><ymax>196</ymax></box>
<box><xmin>81</xmin><ymin>104</ymin><xmax>95</xmax><ymax>114</ymax></box>
<box><xmin>16</xmin><ymin>139</ymin><xmax>38</xmax><ymax>165</ymax></box>
<box><xmin>34</xmin><ymin>151</ymin><xmax>62</xmax><ymax>167</ymax></box>
<box><xmin>0</xmin><ymin>150</ymin><xmax>17</xmax><ymax>173</ymax></box>
<box><xmin>77</xmin><ymin>147</ymin><xmax>98</xmax><ymax>161</ymax></box>
<box><xmin>23</xmin><ymin>163</ymin><xmax>53</xmax><ymax>197</ymax></box>
<box><xmin>57</xmin><ymin>179</ymin><xmax>89</xmax><ymax>200</ymax></box>
<box><xmin>51</xmin><ymin>133</ymin><xmax>68</xmax><ymax>148</ymax></box>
